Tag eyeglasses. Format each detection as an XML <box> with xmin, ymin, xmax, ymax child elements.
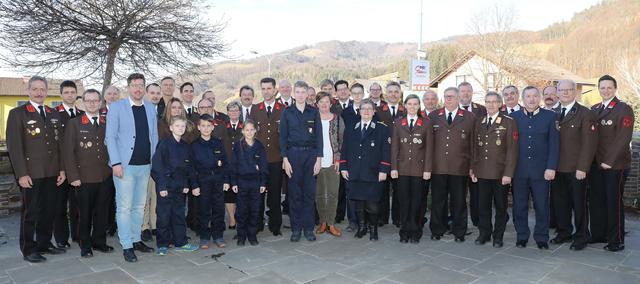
<box><xmin>199</xmin><ymin>106</ymin><xmax>213</xmax><ymax>109</ymax></box>
<box><xmin>84</xmin><ymin>100</ymin><xmax>101</xmax><ymax>104</ymax></box>
<box><xmin>129</xmin><ymin>84</ymin><xmax>144</xmax><ymax>89</ymax></box>
<box><xmin>558</xmin><ymin>88</ymin><xmax>575</xmax><ymax>93</ymax></box>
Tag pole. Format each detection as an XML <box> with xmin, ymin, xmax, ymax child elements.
<box><xmin>418</xmin><ymin>0</ymin><xmax>423</xmax><ymax>53</ymax></box>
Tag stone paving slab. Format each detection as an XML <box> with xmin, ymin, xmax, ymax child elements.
<box><xmin>0</xmin><ymin>213</ymin><xmax>639</xmax><ymax>283</ymax></box>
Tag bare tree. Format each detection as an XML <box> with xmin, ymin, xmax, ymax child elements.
<box><xmin>617</xmin><ymin>55</ymin><xmax>640</xmax><ymax>98</ymax></box>
<box><xmin>0</xmin><ymin>0</ymin><xmax>227</xmax><ymax>89</ymax></box>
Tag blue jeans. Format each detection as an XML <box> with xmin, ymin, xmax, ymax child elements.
<box><xmin>113</xmin><ymin>164</ymin><xmax>150</xmax><ymax>249</ymax></box>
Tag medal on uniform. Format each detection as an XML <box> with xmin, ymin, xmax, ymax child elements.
<box><xmin>80</xmin><ymin>141</ymin><xmax>84</xmax><ymax>148</ymax></box>
<box><xmin>308</xmin><ymin>127</ymin><xmax>313</xmax><ymax>134</ymax></box>
<box><xmin>607</xmin><ymin>120</ymin><xmax>613</xmax><ymax>125</ymax></box>
<box><xmin>27</xmin><ymin>120</ymin><xmax>36</xmax><ymax>125</ymax></box>
<box><xmin>371</xmin><ymin>141</ymin><xmax>375</xmax><ymax>147</ymax></box>
<box><xmin>87</xmin><ymin>141</ymin><xmax>92</xmax><ymax>148</ymax></box>
<box><xmin>35</xmin><ymin>128</ymin><xmax>40</xmax><ymax>134</ymax></box>
<box><xmin>256</xmin><ymin>165</ymin><xmax>260</xmax><ymax>171</ymax></box>
<box><xmin>217</xmin><ymin>160</ymin><xmax>222</xmax><ymax>167</ymax></box>
<box><xmin>601</xmin><ymin>119</ymin><xmax>606</xmax><ymax>125</ymax></box>
<box><xmin>413</xmin><ymin>138</ymin><xmax>418</xmax><ymax>143</ymax></box>
<box><xmin>496</xmin><ymin>139</ymin><xmax>501</xmax><ymax>146</ymax></box>
<box><xmin>388</xmin><ymin>137</ymin><xmax>391</xmax><ymax>144</ymax></box>
<box><xmin>478</xmin><ymin>141</ymin><xmax>483</xmax><ymax>146</ymax></box>
<box><xmin>461</xmin><ymin>133</ymin><xmax>466</xmax><ymax>139</ymax></box>
<box><xmin>54</xmin><ymin>136</ymin><xmax>58</xmax><ymax>140</ymax></box>
<box><xmin>417</xmin><ymin>139</ymin><xmax>422</xmax><ymax>144</ymax></box>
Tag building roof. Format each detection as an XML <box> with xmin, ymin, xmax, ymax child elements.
<box><xmin>0</xmin><ymin>76</ymin><xmax>84</xmax><ymax>97</ymax></box>
<box><xmin>428</xmin><ymin>50</ymin><xmax>595</xmax><ymax>87</ymax></box>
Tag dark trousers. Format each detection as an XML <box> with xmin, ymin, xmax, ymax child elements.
<box><xmin>477</xmin><ymin>179</ymin><xmax>508</xmax><ymax>241</ymax></box>
<box><xmin>429</xmin><ymin>174</ymin><xmax>468</xmax><ymax>238</ymax></box>
<box><xmin>236</xmin><ymin>178</ymin><xmax>261</xmax><ymax>241</ymax></box>
<box><xmin>552</xmin><ymin>172</ymin><xmax>588</xmax><ymax>244</ymax></box>
<box><xmin>156</xmin><ymin>190</ymin><xmax>187</xmax><ymax>248</ymax></box>
<box><xmin>468</xmin><ymin>178</ymin><xmax>479</xmax><ymax>226</ymax></box>
<box><xmin>398</xmin><ymin>176</ymin><xmax>425</xmax><ymax>240</ymax></box>
<box><xmin>263</xmin><ymin>162</ymin><xmax>283</xmax><ymax>232</ymax></box>
<box><xmin>588</xmin><ymin>164</ymin><xmax>627</xmax><ymax>245</ymax></box>
<box><xmin>75</xmin><ymin>179</ymin><xmax>112</xmax><ymax>249</ymax></box>
<box><xmin>335</xmin><ymin>176</ymin><xmax>347</xmax><ymax>222</ymax></box>
<box><xmin>53</xmin><ymin>182</ymin><xmax>78</xmax><ymax>244</ymax></box>
<box><xmin>197</xmin><ymin>179</ymin><xmax>225</xmax><ymax>241</ymax></box>
<box><xmin>355</xmin><ymin>200</ymin><xmax>379</xmax><ymax>226</ymax></box>
<box><xmin>186</xmin><ymin>193</ymin><xmax>199</xmax><ymax>232</ymax></box>
<box><xmin>417</xmin><ymin>180</ymin><xmax>431</xmax><ymax>236</ymax></box>
<box><xmin>513</xmin><ymin>177</ymin><xmax>549</xmax><ymax>242</ymax></box>
<box><xmin>19</xmin><ymin>177</ymin><xmax>58</xmax><ymax>256</ymax></box>
<box><xmin>379</xmin><ymin>179</ymin><xmax>399</xmax><ymax>225</ymax></box>
<box><xmin>287</xmin><ymin>149</ymin><xmax>317</xmax><ymax>232</ymax></box>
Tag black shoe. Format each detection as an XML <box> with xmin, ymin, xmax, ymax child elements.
<box><xmin>290</xmin><ymin>231</ymin><xmax>301</xmax><ymax>242</ymax></box>
<box><xmin>271</xmin><ymin>230</ymin><xmax>282</xmax><ymax>236</ymax></box>
<box><xmin>151</xmin><ymin>229</ymin><xmax>157</xmax><ymax>235</ymax></box>
<box><xmin>409</xmin><ymin>238</ymin><xmax>419</xmax><ymax>244</ymax></box>
<box><xmin>38</xmin><ymin>247</ymin><xmax>66</xmax><ymax>255</ymax></box>
<box><xmin>141</xmin><ymin>229</ymin><xmax>153</xmax><ymax>242</ymax></box>
<box><xmin>249</xmin><ymin>239</ymin><xmax>259</xmax><ymax>246</ymax></box>
<box><xmin>355</xmin><ymin>224</ymin><xmax>367</xmax><ymax>239</ymax></box>
<box><xmin>56</xmin><ymin>241</ymin><xmax>71</xmax><ymax>249</ymax></box>
<box><xmin>603</xmin><ymin>243</ymin><xmax>625</xmax><ymax>252</ymax></box>
<box><xmin>537</xmin><ymin>241</ymin><xmax>549</xmax><ymax>250</ymax></box>
<box><xmin>493</xmin><ymin>240</ymin><xmax>504</xmax><ymax>248</ymax></box>
<box><xmin>304</xmin><ymin>231</ymin><xmax>317</xmax><ymax>242</ymax></box>
<box><xmin>431</xmin><ymin>235</ymin><xmax>441</xmax><ymax>241</ymax></box>
<box><xmin>454</xmin><ymin>236</ymin><xmax>465</xmax><ymax>243</ymax></box>
<box><xmin>400</xmin><ymin>237</ymin><xmax>409</xmax><ymax>243</ymax></box>
<box><xmin>550</xmin><ymin>236</ymin><xmax>571</xmax><ymax>245</ymax></box>
<box><xmin>228</xmin><ymin>225</ymin><xmax>236</xmax><ymax>230</ymax></box>
<box><xmin>237</xmin><ymin>239</ymin><xmax>246</xmax><ymax>246</ymax></box>
<box><xmin>516</xmin><ymin>240</ymin><xmax>527</xmax><ymax>248</ymax></box>
<box><xmin>133</xmin><ymin>241</ymin><xmax>154</xmax><ymax>253</ymax></box>
<box><xmin>569</xmin><ymin>242</ymin><xmax>586</xmax><ymax>251</ymax></box>
<box><xmin>123</xmin><ymin>248</ymin><xmax>137</xmax><ymax>262</ymax></box>
<box><xmin>81</xmin><ymin>248</ymin><xmax>94</xmax><ymax>258</ymax></box>
<box><xmin>368</xmin><ymin>226</ymin><xmax>378</xmax><ymax>241</ymax></box>
<box><xmin>23</xmin><ymin>253</ymin><xmax>46</xmax><ymax>263</ymax></box>
<box><xmin>475</xmin><ymin>237</ymin><xmax>488</xmax><ymax>245</ymax></box>
<box><xmin>108</xmin><ymin>228</ymin><xmax>117</xmax><ymax>237</ymax></box>
<box><xmin>93</xmin><ymin>245</ymin><xmax>114</xmax><ymax>253</ymax></box>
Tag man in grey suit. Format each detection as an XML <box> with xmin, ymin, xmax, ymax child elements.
<box><xmin>106</xmin><ymin>73</ymin><xmax>159</xmax><ymax>262</ymax></box>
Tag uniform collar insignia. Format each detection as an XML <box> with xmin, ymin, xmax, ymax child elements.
<box><xmin>26</xmin><ymin>104</ymin><xmax>36</xmax><ymax>113</ymax></box>
<box><xmin>382</xmin><ymin>104</ymin><xmax>389</xmax><ymax>111</ymax></box>
<box><xmin>259</xmin><ymin>103</ymin><xmax>265</xmax><ymax>110</ymax></box>
<box><xmin>438</xmin><ymin>108</ymin><xmax>445</xmax><ymax>116</ymax></box>
<box><xmin>416</xmin><ymin>118</ymin><xmax>423</xmax><ymax>126</ymax></box>
<box><xmin>56</xmin><ymin>104</ymin><xmax>65</xmax><ymax>112</ymax></box>
<box><xmin>82</xmin><ymin>115</ymin><xmax>89</xmax><ymax>124</ymax></box>
<box><xmin>496</xmin><ymin>116</ymin><xmax>502</xmax><ymax>124</ymax></box>
<box><xmin>45</xmin><ymin>106</ymin><xmax>52</xmax><ymax>113</ymax></box>
<box><xmin>401</xmin><ymin>118</ymin><xmax>408</xmax><ymax>125</ymax></box>
<box><xmin>457</xmin><ymin>109</ymin><xmax>464</xmax><ymax>116</ymax></box>
<box><xmin>609</xmin><ymin>100</ymin><xmax>617</xmax><ymax>108</ymax></box>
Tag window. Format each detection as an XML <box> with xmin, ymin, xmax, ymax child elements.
<box><xmin>455</xmin><ymin>75</ymin><xmax>471</xmax><ymax>86</ymax></box>
<box><xmin>486</xmin><ymin>73</ymin><xmax>497</xmax><ymax>91</ymax></box>
<box><xmin>16</xmin><ymin>101</ymin><xmax>28</xmax><ymax>107</ymax></box>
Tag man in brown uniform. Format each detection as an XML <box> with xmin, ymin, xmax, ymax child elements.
<box><xmin>6</xmin><ymin>76</ymin><xmax>67</xmax><ymax>262</ymax></box>
<box><xmin>376</xmin><ymin>81</ymin><xmax>405</xmax><ymax>226</ymax></box>
<box><xmin>549</xmin><ymin>80</ymin><xmax>597</xmax><ymax>251</ymax></box>
<box><xmin>458</xmin><ymin>82</ymin><xmax>487</xmax><ymax>227</ymax></box>
<box><xmin>390</xmin><ymin>94</ymin><xmax>431</xmax><ymax>243</ymax></box>
<box><xmin>589</xmin><ymin>75</ymin><xmax>634</xmax><ymax>252</ymax></box>
<box><xmin>250</xmin><ymin>77</ymin><xmax>286</xmax><ymax>235</ymax></box>
<box><xmin>425</xmin><ymin>86</ymin><xmax>475</xmax><ymax>242</ymax></box>
<box><xmin>471</xmin><ymin>91</ymin><xmax>518</xmax><ymax>248</ymax></box>
<box><xmin>63</xmin><ymin>89</ymin><xmax>114</xmax><ymax>257</ymax></box>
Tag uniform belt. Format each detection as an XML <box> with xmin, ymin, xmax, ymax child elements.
<box><xmin>289</xmin><ymin>146</ymin><xmax>315</xmax><ymax>151</ymax></box>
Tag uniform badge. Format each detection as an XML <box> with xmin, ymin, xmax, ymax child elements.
<box><xmin>555</xmin><ymin>121</ymin><xmax>560</xmax><ymax>130</ymax></box>
<box><xmin>417</xmin><ymin>139</ymin><xmax>422</xmax><ymax>144</ymax></box>
<box><xmin>50</xmin><ymin>118</ymin><xmax>58</xmax><ymax>124</ymax></box>
<box><xmin>607</xmin><ymin>120</ymin><xmax>613</xmax><ymax>125</ymax></box>
<box><xmin>413</xmin><ymin>138</ymin><xmax>418</xmax><ymax>143</ymax></box>
<box><xmin>54</xmin><ymin>129</ymin><xmax>59</xmax><ymax>136</ymax></box>
<box><xmin>87</xmin><ymin>141</ymin><xmax>92</xmax><ymax>148</ymax></box>
<box><xmin>601</xmin><ymin>119</ymin><xmax>606</xmax><ymax>125</ymax></box>
<box><xmin>27</xmin><ymin>120</ymin><xmax>36</xmax><ymax>125</ymax></box>
<box><xmin>478</xmin><ymin>141</ymin><xmax>483</xmax><ymax>146</ymax></box>
<box><xmin>54</xmin><ymin>136</ymin><xmax>58</xmax><ymax>141</ymax></box>
<box><xmin>308</xmin><ymin>127</ymin><xmax>313</xmax><ymax>134</ymax></box>
<box><xmin>80</xmin><ymin>141</ymin><xmax>84</xmax><ymax>148</ymax></box>
<box><xmin>217</xmin><ymin>160</ymin><xmax>222</xmax><ymax>167</ymax></box>
<box><xmin>256</xmin><ymin>165</ymin><xmax>260</xmax><ymax>171</ymax></box>
<box><xmin>388</xmin><ymin>137</ymin><xmax>391</xmax><ymax>144</ymax></box>
<box><xmin>371</xmin><ymin>141</ymin><xmax>375</xmax><ymax>147</ymax></box>
<box><xmin>496</xmin><ymin>139</ymin><xmax>501</xmax><ymax>146</ymax></box>
<box><xmin>461</xmin><ymin>133</ymin><xmax>466</xmax><ymax>139</ymax></box>
<box><xmin>35</xmin><ymin>128</ymin><xmax>40</xmax><ymax>134</ymax></box>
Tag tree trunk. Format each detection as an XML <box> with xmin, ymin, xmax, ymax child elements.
<box><xmin>102</xmin><ymin>41</ymin><xmax>119</xmax><ymax>95</ymax></box>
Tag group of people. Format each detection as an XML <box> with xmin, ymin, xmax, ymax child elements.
<box><xmin>6</xmin><ymin>72</ymin><xmax>632</xmax><ymax>264</ymax></box>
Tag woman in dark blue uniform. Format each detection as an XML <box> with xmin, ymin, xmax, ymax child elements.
<box><xmin>223</xmin><ymin>101</ymin><xmax>243</xmax><ymax>230</ymax></box>
<box><xmin>151</xmin><ymin>117</ymin><xmax>199</xmax><ymax>255</ymax></box>
<box><xmin>230</xmin><ymin>119</ymin><xmax>268</xmax><ymax>246</ymax></box>
<box><xmin>191</xmin><ymin>114</ymin><xmax>229</xmax><ymax>249</ymax></box>
<box><xmin>339</xmin><ymin>98</ymin><xmax>391</xmax><ymax>241</ymax></box>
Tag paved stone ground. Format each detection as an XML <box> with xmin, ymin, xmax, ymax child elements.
<box><xmin>0</xmin><ymin>212</ymin><xmax>639</xmax><ymax>284</ymax></box>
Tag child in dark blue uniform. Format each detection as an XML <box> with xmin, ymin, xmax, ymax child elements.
<box><xmin>191</xmin><ymin>114</ymin><xmax>230</xmax><ymax>249</ymax></box>
<box><xmin>230</xmin><ymin>120</ymin><xmax>268</xmax><ymax>246</ymax></box>
<box><xmin>151</xmin><ymin>117</ymin><xmax>199</xmax><ymax>255</ymax></box>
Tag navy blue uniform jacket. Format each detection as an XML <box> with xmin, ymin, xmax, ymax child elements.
<box><xmin>511</xmin><ymin>108</ymin><xmax>560</xmax><ymax>179</ymax></box>
<box><xmin>278</xmin><ymin>104</ymin><xmax>323</xmax><ymax>158</ymax></box>
<box><xmin>190</xmin><ymin>136</ymin><xmax>229</xmax><ymax>187</ymax></box>
<box><xmin>230</xmin><ymin>139</ymin><xmax>269</xmax><ymax>187</ymax></box>
<box><xmin>339</xmin><ymin>121</ymin><xmax>391</xmax><ymax>182</ymax></box>
<box><xmin>151</xmin><ymin>136</ymin><xmax>194</xmax><ymax>192</ymax></box>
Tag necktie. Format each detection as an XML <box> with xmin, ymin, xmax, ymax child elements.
<box><xmin>38</xmin><ymin>105</ymin><xmax>46</xmax><ymax>121</ymax></box>
<box><xmin>391</xmin><ymin>106</ymin><xmax>396</xmax><ymax>117</ymax></box>
<box><xmin>356</xmin><ymin>108</ymin><xmax>360</xmax><ymax>116</ymax></box>
<box><xmin>69</xmin><ymin>108</ymin><xmax>76</xmax><ymax>118</ymax></box>
<box><xmin>92</xmin><ymin>116</ymin><xmax>99</xmax><ymax>127</ymax></box>
<box><xmin>463</xmin><ymin>106</ymin><xmax>469</xmax><ymax>111</ymax></box>
<box><xmin>599</xmin><ymin>103</ymin><xmax>606</xmax><ymax>114</ymax></box>
<box><xmin>447</xmin><ymin>112</ymin><xmax>453</xmax><ymax>125</ymax></box>
<box><xmin>285</xmin><ymin>101</ymin><xmax>289</xmax><ymax>107</ymax></box>
<box><xmin>409</xmin><ymin>118</ymin><xmax>414</xmax><ymax>131</ymax></box>
<box><xmin>361</xmin><ymin>123</ymin><xmax>368</xmax><ymax>137</ymax></box>
<box><xmin>342</xmin><ymin>103</ymin><xmax>347</xmax><ymax>109</ymax></box>
<box><xmin>510</xmin><ymin>108</ymin><xmax>514</xmax><ymax>114</ymax></box>
<box><xmin>267</xmin><ymin>105</ymin><xmax>272</xmax><ymax>118</ymax></box>
<box><xmin>560</xmin><ymin>107</ymin><xmax>566</xmax><ymax>121</ymax></box>
<box><xmin>245</xmin><ymin>108</ymin><xmax>249</xmax><ymax>121</ymax></box>
<box><xmin>487</xmin><ymin>117</ymin><xmax>492</xmax><ymax>129</ymax></box>
<box><xmin>187</xmin><ymin>107</ymin><xmax>192</xmax><ymax>116</ymax></box>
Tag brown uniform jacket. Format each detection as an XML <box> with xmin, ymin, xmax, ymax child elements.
<box><xmin>376</xmin><ymin>103</ymin><xmax>405</xmax><ymax>134</ymax></box>
<box><xmin>223</xmin><ymin>121</ymin><xmax>243</xmax><ymax>160</ymax></box>
<box><xmin>330</xmin><ymin>99</ymin><xmax>353</xmax><ymax>116</ymax></box>
<box><xmin>63</xmin><ymin>114</ymin><xmax>111</xmax><ymax>183</ymax></box>
<box><xmin>461</xmin><ymin>103</ymin><xmax>487</xmax><ymax>118</ymax></box>
<box><xmin>250</xmin><ymin>101</ymin><xmax>285</xmax><ymax>163</ymax></box>
<box><xmin>472</xmin><ymin>113</ymin><xmax>518</xmax><ymax>180</ymax></box>
<box><xmin>391</xmin><ymin>116</ymin><xmax>430</xmax><ymax>177</ymax></box>
<box><xmin>557</xmin><ymin>103</ymin><xmax>597</xmax><ymax>173</ymax></box>
<box><xmin>591</xmin><ymin>97</ymin><xmax>634</xmax><ymax>170</ymax></box>
<box><xmin>426</xmin><ymin>108</ymin><xmax>476</xmax><ymax>176</ymax></box>
<box><xmin>55</xmin><ymin>104</ymin><xmax>85</xmax><ymax>129</ymax></box>
<box><xmin>6</xmin><ymin>103</ymin><xmax>63</xmax><ymax>179</ymax></box>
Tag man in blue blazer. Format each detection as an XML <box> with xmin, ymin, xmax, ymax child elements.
<box><xmin>106</xmin><ymin>73</ymin><xmax>159</xmax><ymax>262</ymax></box>
<box><xmin>511</xmin><ymin>86</ymin><xmax>560</xmax><ymax>250</ymax></box>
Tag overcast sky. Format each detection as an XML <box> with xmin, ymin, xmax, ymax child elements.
<box><xmin>0</xmin><ymin>0</ymin><xmax>603</xmax><ymax>78</ymax></box>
